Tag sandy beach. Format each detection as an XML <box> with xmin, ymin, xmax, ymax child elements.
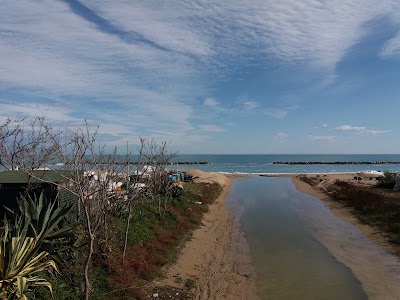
<box><xmin>154</xmin><ymin>169</ymin><xmax>257</xmax><ymax>300</ymax></box>
<box><xmin>154</xmin><ymin>171</ymin><xmax>400</xmax><ymax>300</ymax></box>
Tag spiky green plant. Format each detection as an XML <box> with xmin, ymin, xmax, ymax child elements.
<box><xmin>17</xmin><ymin>192</ymin><xmax>73</xmax><ymax>256</ymax></box>
<box><xmin>0</xmin><ymin>217</ymin><xmax>57</xmax><ymax>299</ymax></box>
<box><xmin>0</xmin><ymin>192</ymin><xmax>72</xmax><ymax>299</ymax></box>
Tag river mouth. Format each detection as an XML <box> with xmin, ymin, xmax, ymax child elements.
<box><xmin>227</xmin><ymin>177</ymin><xmax>370</xmax><ymax>299</ymax></box>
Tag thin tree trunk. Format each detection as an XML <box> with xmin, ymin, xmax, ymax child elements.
<box><xmin>84</xmin><ymin>207</ymin><xmax>94</xmax><ymax>300</ymax></box>
<box><xmin>104</xmin><ymin>212</ymin><xmax>108</xmax><ymax>244</ymax></box>
<box><xmin>122</xmin><ymin>201</ymin><xmax>132</xmax><ymax>264</ymax></box>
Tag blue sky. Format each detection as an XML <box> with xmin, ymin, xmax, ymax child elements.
<box><xmin>1</xmin><ymin>0</ymin><xmax>400</xmax><ymax>154</ymax></box>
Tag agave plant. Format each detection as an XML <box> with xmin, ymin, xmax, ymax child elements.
<box><xmin>17</xmin><ymin>192</ymin><xmax>73</xmax><ymax>256</ymax></box>
<box><xmin>0</xmin><ymin>192</ymin><xmax>72</xmax><ymax>299</ymax></box>
<box><xmin>0</xmin><ymin>217</ymin><xmax>57</xmax><ymax>299</ymax></box>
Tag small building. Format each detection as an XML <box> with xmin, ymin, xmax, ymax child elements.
<box><xmin>0</xmin><ymin>170</ymin><xmax>79</xmax><ymax>222</ymax></box>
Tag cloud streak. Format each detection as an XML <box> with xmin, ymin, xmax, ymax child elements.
<box><xmin>335</xmin><ymin>125</ymin><xmax>390</xmax><ymax>135</ymax></box>
<box><xmin>307</xmin><ymin>135</ymin><xmax>336</xmax><ymax>142</ymax></box>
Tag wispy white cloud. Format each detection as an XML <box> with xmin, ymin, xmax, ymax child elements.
<box><xmin>0</xmin><ymin>102</ymin><xmax>79</xmax><ymax>125</ymax></box>
<box><xmin>203</xmin><ymin>97</ymin><xmax>220</xmax><ymax>107</ymax></box>
<box><xmin>274</xmin><ymin>132</ymin><xmax>288</xmax><ymax>140</ymax></box>
<box><xmin>336</xmin><ymin>125</ymin><xmax>367</xmax><ymax>132</ymax></box>
<box><xmin>307</xmin><ymin>135</ymin><xmax>336</xmax><ymax>142</ymax></box>
<box><xmin>335</xmin><ymin>125</ymin><xmax>390</xmax><ymax>135</ymax></box>
<box><xmin>380</xmin><ymin>6</ymin><xmax>400</xmax><ymax>58</ymax></box>
<box><xmin>381</xmin><ymin>33</ymin><xmax>400</xmax><ymax>58</ymax></box>
<box><xmin>82</xmin><ymin>0</ymin><xmax>213</xmax><ymax>57</ymax></box>
<box><xmin>241</xmin><ymin>100</ymin><xmax>259</xmax><ymax>110</ymax></box>
<box><xmin>2</xmin><ymin>0</ymin><xmax>400</xmax><ymax>96</ymax></box>
<box><xmin>215</xmin><ymin>0</ymin><xmax>398</xmax><ymax>70</ymax></box>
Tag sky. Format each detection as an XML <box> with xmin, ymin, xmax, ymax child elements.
<box><xmin>1</xmin><ymin>0</ymin><xmax>400</xmax><ymax>154</ymax></box>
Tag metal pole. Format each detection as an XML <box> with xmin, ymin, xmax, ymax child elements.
<box><xmin>127</xmin><ymin>141</ymin><xmax>129</xmax><ymax>185</ymax></box>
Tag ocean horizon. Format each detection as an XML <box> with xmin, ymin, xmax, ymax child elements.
<box><xmin>14</xmin><ymin>154</ymin><xmax>400</xmax><ymax>175</ymax></box>
<box><xmin>169</xmin><ymin>154</ymin><xmax>400</xmax><ymax>174</ymax></box>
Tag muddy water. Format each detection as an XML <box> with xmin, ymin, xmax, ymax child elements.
<box><xmin>227</xmin><ymin>177</ymin><xmax>368</xmax><ymax>300</ymax></box>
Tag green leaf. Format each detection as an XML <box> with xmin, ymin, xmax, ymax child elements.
<box><xmin>16</xmin><ymin>276</ymin><xmax>26</xmax><ymax>297</ymax></box>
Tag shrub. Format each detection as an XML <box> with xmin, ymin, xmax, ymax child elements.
<box><xmin>376</xmin><ymin>171</ymin><xmax>396</xmax><ymax>189</ymax></box>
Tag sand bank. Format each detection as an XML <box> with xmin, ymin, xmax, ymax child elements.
<box><xmin>154</xmin><ymin>169</ymin><xmax>257</xmax><ymax>300</ymax></box>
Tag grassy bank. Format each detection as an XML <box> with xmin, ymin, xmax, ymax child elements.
<box><xmin>35</xmin><ymin>182</ymin><xmax>222</xmax><ymax>300</ymax></box>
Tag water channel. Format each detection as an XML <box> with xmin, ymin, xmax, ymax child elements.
<box><xmin>227</xmin><ymin>177</ymin><xmax>400</xmax><ymax>299</ymax></box>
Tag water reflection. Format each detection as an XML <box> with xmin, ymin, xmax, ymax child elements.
<box><xmin>227</xmin><ymin>177</ymin><xmax>367</xmax><ymax>300</ymax></box>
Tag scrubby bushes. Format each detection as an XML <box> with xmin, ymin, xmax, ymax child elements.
<box><xmin>104</xmin><ymin>182</ymin><xmax>222</xmax><ymax>299</ymax></box>
<box><xmin>376</xmin><ymin>171</ymin><xmax>396</xmax><ymax>189</ymax></box>
<box><xmin>33</xmin><ymin>182</ymin><xmax>222</xmax><ymax>300</ymax></box>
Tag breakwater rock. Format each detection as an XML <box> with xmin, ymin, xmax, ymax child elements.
<box><xmin>273</xmin><ymin>161</ymin><xmax>400</xmax><ymax>165</ymax></box>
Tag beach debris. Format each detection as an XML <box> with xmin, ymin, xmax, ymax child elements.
<box><xmin>195</xmin><ymin>201</ymin><xmax>202</xmax><ymax>205</ymax></box>
<box><xmin>148</xmin><ymin>286</ymin><xmax>192</xmax><ymax>299</ymax></box>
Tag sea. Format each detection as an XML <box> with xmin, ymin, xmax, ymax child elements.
<box><xmin>21</xmin><ymin>154</ymin><xmax>400</xmax><ymax>175</ymax></box>
<box><xmin>169</xmin><ymin>154</ymin><xmax>400</xmax><ymax>174</ymax></box>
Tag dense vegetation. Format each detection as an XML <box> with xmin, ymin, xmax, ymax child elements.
<box><xmin>27</xmin><ymin>182</ymin><xmax>222</xmax><ymax>300</ymax></box>
<box><xmin>327</xmin><ymin>178</ymin><xmax>400</xmax><ymax>248</ymax></box>
<box><xmin>0</xmin><ymin>116</ymin><xmax>223</xmax><ymax>299</ymax></box>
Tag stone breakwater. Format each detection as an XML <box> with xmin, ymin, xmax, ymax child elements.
<box><xmin>273</xmin><ymin>161</ymin><xmax>400</xmax><ymax>165</ymax></box>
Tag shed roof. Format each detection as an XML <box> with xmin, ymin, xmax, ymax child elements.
<box><xmin>0</xmin><ymin>170</ymin><xmax>75</xmax><ymax>184</ymax></box>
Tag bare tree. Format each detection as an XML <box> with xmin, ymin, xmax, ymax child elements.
<box><xmin>0</xmin><ymin>115</ymin><xmax>60</xmax><ymax>171</ymax></box>
<box><xmin>0</xmin><ymin>117</ymin><xmax>23</xmax><ymax>170</ymax></box>
<box><xmin>3</xmin><ymin>118</ymin><xmax>123</xmax><ymax>300</ymax></box>
<box><xmin>0</xmin><ymin>116</ymin><xmax>177</xmax><ymax>298</ymax></box>
<box><xmin>49</xmin><ymin>121</ymin><xmax>125</xmax><ymax>300</ymax></box>
<box><xmin>120</xmin><ymin>138</ymin><xmax>177</xmax><ymax>262</ymax></box>
<box><xmin>139</xmin><ymin>138</ymin><xmax>177</xmax><ymax>217</ymax></box>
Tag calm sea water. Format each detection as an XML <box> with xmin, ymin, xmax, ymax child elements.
<box><xmin>170</xmin><ymin>154</ymin><xmax>400</xmax><ymax>174</ymax></box>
